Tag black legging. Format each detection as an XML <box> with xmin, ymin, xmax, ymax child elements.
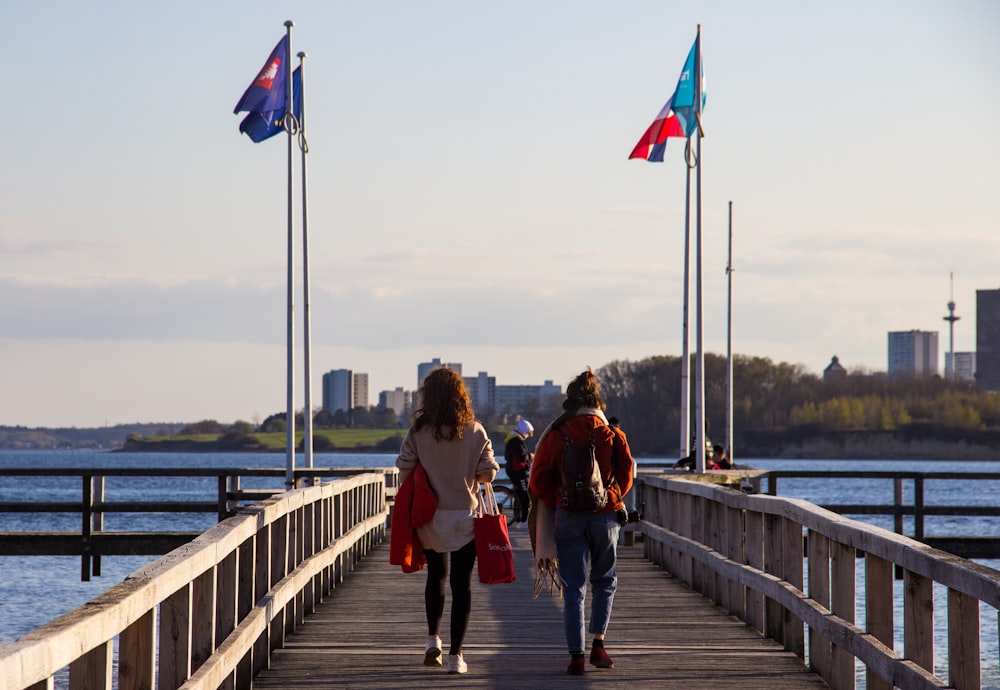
<box><xmin>509</xmin><ymin>472</ymin><xmax>530</xmax><ymax>523</ymax></box>
<box><xmin>424</xmin><ymin>540</ymin><xmax>476</xmax><ymax>655</ymax></box>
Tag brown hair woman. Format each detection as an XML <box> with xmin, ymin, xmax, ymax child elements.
<box><xmin>395</xmin><ymin>367</ymin><xmax>499</xmax><ymax>675</ymax></box>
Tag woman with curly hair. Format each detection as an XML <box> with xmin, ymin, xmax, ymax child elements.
<box><xmin>396</xmin><ymin>367</ymin><xmax>499</xmax><ymax>675</ymax></box>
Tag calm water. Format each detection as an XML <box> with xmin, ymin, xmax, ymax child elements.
<box><xmin>1</xmin><ymin>450</ymin><xmax>997</xmax><ymax>687</ymax></box>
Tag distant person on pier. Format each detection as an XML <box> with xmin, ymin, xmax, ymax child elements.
<box><xmin>672</xmin><ymin>422</ymin><xmax>713</xmax><ymax>471</ymax></box>
<box><xmin>529</xmin><ymin>368</ymin><xmax>634</xmax><ymax>675</ymax></box>
<box><xmin>395</xmin><ymin>367</ymin><xmax>499</xmax><ymax>675</ymax></box>
<box><xmin>710</xmin><ymin>444</ymin><xmax>732</xmax><ymax>470</ymax></box>
<box><xmin>504</xmin><ymin>418</ymin><xmax>534</xmax><ymax>527</ymax></box>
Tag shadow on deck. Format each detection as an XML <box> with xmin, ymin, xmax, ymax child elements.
<box><xmin>253</xmin><ymin>528</ymin><xmax>826</xmax><ymax>689</ymax></box>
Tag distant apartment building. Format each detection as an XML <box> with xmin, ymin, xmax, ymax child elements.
<box><xmin>322</xmin><ymin>369</ymin><xmax>370</xmax><ymax>414</ymax></box>
<box><xmin>976</xmin><ymin>288</ymin><xmax>1000</xmax><ymax>391</ymax></box>
<box><xmin>463</xmin><ymin>372</ymin><xmax>496</xmax><ymax>412</ymax></box>
<box><xmin>378</xmin><ymin>387</ymin><xmax>412</xmax><ymax>420</ymax></box>
<box><xmin>951</xmin><ymin>352</ymin><xmax>977</xmax><ymax>383</ymax></box>
<box><xmin>417</xmin><ymin>358</ymin><xmax>463</xmax><ymax>388</ymax></box>
<box><xmin>494</xmin><ymin>380</ymin><xmax>562</xmax><ymax>414</ymax></box>
<box><xmin>887</xmin><ymin>330</ymin><xmax>939</xmax><ymax>377</ymax></box>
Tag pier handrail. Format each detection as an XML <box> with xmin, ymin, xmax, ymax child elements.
<box><xmin>0</xmin><ymin>466</ymin><xmax>399</xmax><ymax>580</ymax></box>
<box><xmin>639</xmin><ymin>474</ymin><xmax>1000</xmax><ymax>690</ymax></box>
<box><xmin>0</xmin><ymin>470</ymin><xmax>392</xmax><ymax>690</ymax></box>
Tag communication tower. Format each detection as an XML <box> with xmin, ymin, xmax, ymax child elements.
<box><xmin>942</xmin><ymin>272</ymin><xmax>960</xmax><ymax>379</ymax></box>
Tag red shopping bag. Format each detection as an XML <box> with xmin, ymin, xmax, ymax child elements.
<box><xmin>474</xmin><ymin>483</ymin><xmax>516</xmax><ymax>584</ymax></box>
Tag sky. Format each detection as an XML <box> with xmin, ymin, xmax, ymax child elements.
<box><xmin>1</xmin><ymin>1</ymin><xmax>998</xmax><ymax>428</ymax></box>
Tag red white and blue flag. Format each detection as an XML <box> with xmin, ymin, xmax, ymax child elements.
<box><xmin>233</xmin><ymin>36</ymin><xmax>290</xmax><ymax>117</ymax></box>
<box><xmin>629</xmin><ymin>35</ymin><xmax>705</xmax><ymax>162</ymax></box>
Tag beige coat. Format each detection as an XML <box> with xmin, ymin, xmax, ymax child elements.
<box><xmin>396</xmin><ymin>421</ymin><xmax>499</xmax><ymax>552</ymax></box>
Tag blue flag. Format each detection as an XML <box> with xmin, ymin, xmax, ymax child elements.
<box><xmin>629</xmin><ymin>34</ymin><xmax>707</xmax><ymax>162</ymax></box>
<box><xmin>233</xmin><ymin>36</ymin><xmax>289</xmax><ymax>116</ymax></box>
<box><xmin>668</xmin><ymin>35</ymin><xmax>705</xmax><ymax>141</ymax></box>
<box><xmin>240</xmin><ymin>66</ymin><xmax>301</xmax><ymax>143</ymax></box>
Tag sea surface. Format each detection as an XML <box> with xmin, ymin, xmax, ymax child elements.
<box><xmin>0</xmin><ymin>450</ymin><xmax>997</xmax><ymax>688</ymax></box>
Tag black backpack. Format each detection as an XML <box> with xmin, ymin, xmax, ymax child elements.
<box><xmin>557</xmin><ymin>426</ymin><xmax>609</xmax><ymax>512</ymax></box>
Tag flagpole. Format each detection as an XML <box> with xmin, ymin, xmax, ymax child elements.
<box><xmin>726</xmin><ymin>200</ymin><xmax>734</xmax><ymax>464</ymax></box>
<box><xmin>679</xmin><ymin>162</ymin><xmax>692</xmax><ymax>462</ymax></box>
<box><xmin>693</xmin><ymin>25</ymin><xmax>706</xmax><ymax>473</ymax></box>
<box><xmin>298</xmin><ymin>50</ymin><xmax>314</xmax><ymax>480</ymax></box>
<box><xmin>283</xmin><ymin>19</ymin><xmax>296</xmax><ymax>490</ymax></box>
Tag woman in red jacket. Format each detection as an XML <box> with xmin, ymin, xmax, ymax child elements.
<box><xmin>529</xmin><ymin>368</ymin><xmax>634</xmax><ymax>675</ymax></box>
<box><xmin>396</xmin><ymin>368</ymin><xmax>498</xmax><ymax>675</ymax></box>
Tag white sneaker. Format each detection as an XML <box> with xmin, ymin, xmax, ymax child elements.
<box><xmin>424</xmin><ymin>635</ymin><xmax>442</xmax><ymax>667</ymax></box>
<box><xmin>447</xmin><ymin>653</ymin><xmax>467</xmax><ymax>674</ymax></box>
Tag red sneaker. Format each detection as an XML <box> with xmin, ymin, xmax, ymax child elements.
<box><xmin>567</xmin><ymin>656</ymin><xmax>586</xmax><ymax>675</ymax></box>
<box><xmin>590</xmin><ymin>646</ymin><xmax>615</xmax><ymax>669</ymax></box>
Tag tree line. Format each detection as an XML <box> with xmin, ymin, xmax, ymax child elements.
<box><xmin>174</xmin><ymin>353</ymin><xmax>1000</xmax><ymax>458</ymax></box>
<box><xmin>593</xmin><ymin>354</ymin><xmax>1000</xmax><ymax>456</ymax></box>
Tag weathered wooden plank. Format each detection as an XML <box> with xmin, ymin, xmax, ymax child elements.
<box><xmin>904</xmin><ymin>569</ymin><xmax>934</xmax><ymax>674</ymax></box>
<box><xmin>947</xmin><ymin>588</ymin><xmax>980</xmax><ymax>690</ymax></box>
<box><xmin>252</xmin><ymin>531</ymin><xmax>826</xmax><ymax>690</ymax></box>
<box><xmin>865</xmin><ymin>553</ymin><xmax>894</xmax><ymax>690</ymax></box>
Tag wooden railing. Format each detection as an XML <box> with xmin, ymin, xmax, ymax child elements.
<box><xmin>638</xmin><ymin>474</ymin><xmax>1000</xmax><ymax>690</ymax></box>
<box><xmin>763</xmin><ymin>470</ymin><xmax>1000</xmax><ymax>558</ymax></box>
<box><xmin>0</xmin><ymin>470</ymin><xmax>393</xmax><ymax>690</ymax></box>
<box><xmin>0</xmin><ymin>467</ymin><xmax>395</xmax><ymax>580</ymax></box>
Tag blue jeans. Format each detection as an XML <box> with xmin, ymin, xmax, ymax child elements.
<box><xmin>554</xmin><ymin>509</ymin><xmax>621</xmax><ymax>653</ymax></box>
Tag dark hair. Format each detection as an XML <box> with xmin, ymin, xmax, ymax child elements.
<box><xmin>562</xmin><ymin>368</ymin><xmax>606</xmax><ymax>412</ymax></box>
<box><xmin>413</xmin><ymin>368</ymin><xmax>476</xmax><ymax>440</ymax></box>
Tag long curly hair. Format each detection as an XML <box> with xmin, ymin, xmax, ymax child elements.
<box><xmin>562</xmin><ymin>367</ymin><xmax>606</xmax><ymax>412</ymax></box>
<box><xmin>413</xmin><ymin>367</ymin><xmax>476</xmax><ymax>440</ymax></box>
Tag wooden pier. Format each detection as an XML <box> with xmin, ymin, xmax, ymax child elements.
<box><xmin>252</xmin><ymin>528</ymin><xmax>825</xmax><ymax>689</ymax></box>
<box><xmin>1</xmin><ymin>468</ymin><xmax>998</xmax><ymax>690</ymax></box>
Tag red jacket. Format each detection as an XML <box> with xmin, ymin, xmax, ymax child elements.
<box><xmin>529</xmin><ymin>413</ymin><xmax>634</xmax><ymax>514</ymax></box>
<box><xmin>389</xmin><ymin>464</ymin><xmax>437</xmax><ymax>573</ymax></box>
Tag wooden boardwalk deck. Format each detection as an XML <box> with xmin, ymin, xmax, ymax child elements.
<box><xmin>254</xmin><ymin>528</ymin><xmax>827</xmax><ymax>689</ymax></box>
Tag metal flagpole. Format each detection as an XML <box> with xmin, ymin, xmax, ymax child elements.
<box><xmin>679</xmin><ymin>162</ymin><xmax>692</xmax><ymax>462</ymax></box>
<box><xmin>283</xmin><ymin>20</ymin><xmax>296</xmax><ymax>490</ymax></box>
<box><xmin>298</xmin><ymin>51</ymin><xmax>314</xmax><ymax>480</ymax></box>
<box><xmin>726</xmin><ymin>200</ymin><xmax>734</xmax><ymax>464</ymax></box>
<box><xmin>693</xmin><ymin>25</ymin><xmax>706</xmax><ymax>473</ymax></box>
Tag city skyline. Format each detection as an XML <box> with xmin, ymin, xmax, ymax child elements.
<box><xmin>1</xmin><ymin>2</ymin><xmax>997</xmax><ymax>427</ymax></box>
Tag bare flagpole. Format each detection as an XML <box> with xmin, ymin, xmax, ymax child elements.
<box><xmin>283</xmin><ymin>20</ymin><xmax>296</xmax><ymax>489</ymax></box>
<box><xmin>679</xmin><ymin>157</ymin><xmax>692</xmax><ymax>462</ymax></box>
<box><xmin>693</xmin><ymin>24</ymin><xmax>707</xmax><ymax>473</ymax></box>
<box><xmin>726</xmin><ymin>200</ymin><xmax>734</xmax><ymax>464</ymax></box>
<box><xmin>297</xmin><ymin>51</ymin><xmax>314</xmax><ymax>480</ymax></box>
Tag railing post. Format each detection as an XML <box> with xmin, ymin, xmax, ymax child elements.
<box><xmin>830</xmin><ymin>540</ymin><xmax>856</xmax><ymax>689</ymax></box>
<box><xmin>119</xmin><ymin>609</ymin><xmax>156</xmax><ymax>690</ymax></box>
<box><xmin>218</xmin><ymin>475</ymin><xmax>228</xmax><ymax>521</ymax></box>
<box><xmin>865</xmin><ymin>554</ymin><xmax>894</xmax><ymax>690</ymax></box>
<box><xmin>904</xmin><ymin>569</ymin><xmax>934</xmax><ymax>675</ymax></box>
<box><xmin>781</xmin><ymin>516</ymin><xmax>804</xmax><ymax>658</ymax></box>
<box><xmin>725</xmin><ymin>503</ymin><xmax>745</xmax><ymax>619</ymax></box>
<box><xmin>191</xmin><ymin>567</ymin><xmax>216</xmax><ymax>673</ymax></box>
<box><xmin>81</xmin><ymin>475</ymin><xmax>93</xmax><ymax>582</ymax></box>
<box><xmin>158</xmin><ymin>584</ymin><xmax>192</xmax><ymax>690</ymax></box>
<box><xmin>92</xmin><ymin>475</ymin><xmax>104</xmax><ymax>577</ymax></box>
<box><xmin>913</xmin><ymin>477</ymin><xmax>925</xmax><ymax>542</ymax></box>
<box><xmin>947</xmin><ymin>588</ymin><xmax>980</xmax><ymax>690</ymax></box>
<box><xmin>807</xmin><ymin>530</ymin><xmax>831</xmax><ymax>683</ymax></box>
<box><xmin>763</xmin><ymin>513</ymin><xmax>784</xmax><ymax>643</ymax></box>
<box><xmin>744</xmin><ymin>509</ymin><xmax>764</xmax><ymax>634</ymax></box>
<box><xmin>68</xmin><ymin>640</ymin><xmax>113</xmax><ymax>690</ymax></box>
